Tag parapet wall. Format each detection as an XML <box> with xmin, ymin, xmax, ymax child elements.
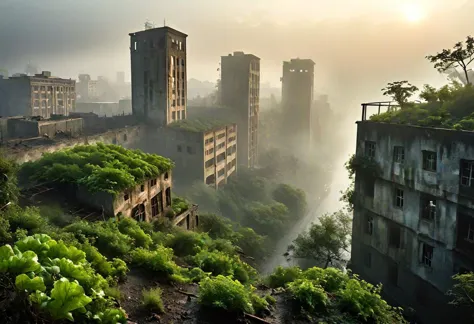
<box><xmin>4</xmin><ymin>125</ymin><xmax>145</xmax><ymax>164</ymax></box>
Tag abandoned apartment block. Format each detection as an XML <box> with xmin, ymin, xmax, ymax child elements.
<box><xmin>0</xmin><ymin>71</ymin><xmax>75</xmax><ymax>118</ymax></box>
<box><xmin>220</xmin><ymin>51</ymin><xmax>259</xmax><ymax>168</ymax></box>
<box><xmin>350</xmin><ymin>106</ymin><xmax>474</xmax><ymax>324</ymax></box>
<box><xmin>130</xmin><ymin>26</ymin><xmax>187</xmax><ymax>126</ymax></box>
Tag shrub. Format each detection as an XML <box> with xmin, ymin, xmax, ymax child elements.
<box><xmin>5</xmin><ymin>206</ymin><xmax>47</xmax><ymax>234</ymax></box>
<box><xmin>266</xmin><ymin>266</ymin><xmax>303</xmax><ymax>288</ymax></box>
<box><xmin>287</xmin><ymin>279</ymin><xmax>329</xmax><ymax>313</ymax></box>
<box><xmin>198</xmin><ymin>275</ymin><xmax>258</xmax><ymax>314</ymax></box>
<box><xmin>198</xmin><ymin>213</ymin><xmax>235</xmax><ymax>240</ymax></box>
<box><xmin>129</xmin><ymin>246</ymin><xmax>185</xmax><ymax>282</ymax></box>
<box><xmin>142</xmin><ymin>288</ymin><xmax>165</xmax><ymax>313</ymax></box>
<box><xmin>166</xmin><ymin>230</ymin><xmax>208</xmax><ymax>257</ymax></box>
<box><xmin>105</xmin><ymin>287</ymin><xmax>123</xmax><ymax>302</ymax></box>
<box><xmin>303</xmin><ymin>267</ymin><xmax>349</xmax><ymax>293</ymax></box>
<box><xmin>265</xmin><ymin>294</ymin><xmax>276</xmax><ymax>306</ymax></box>
<box><xmin>171</xmin><ymin>196</ymin><xmax>189</xmax><ymax>214</ymax></box>
<box><xmin>39</xmin><ymin>204</ymin><xmax>74</xmax><ymax>227</ymax></box>
<box><xmin>117</xmin><ymin>217</ymin><xmax>152</xmax><ymax>248</ymax></box>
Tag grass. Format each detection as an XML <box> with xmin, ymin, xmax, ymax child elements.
<box><xmin>142</xmin><ymin>287</ymin><xmax>165</xmax><ymax>313</ymax></box>
<box><xmin>105</xmin><ymin>287</ymin><xmax>123</xmax><ymax>302</ymax></box>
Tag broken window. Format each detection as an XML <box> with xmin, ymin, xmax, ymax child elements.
<box><xmin>388</xmin><ymin>223</ymin><xmax>401</xmax><ymax>248</ymax></box>
<box><xmin>364</xmin><ymin>252</ymin><xmax>372</xmax><ymax>268</ymax></box>
<box><xmin>393</xmin><ymin>146</ymin><xmax>405</xmax><ymax>163</ymax></box>
<box><xmin>366</xmin><ymin>215</ymin><xmax>374</xmax><ymax>235</ymax></box>
<box><xmin>132</xmin><ymin>204</ymin><xmax>146</xmax><ymax>222</ymax></box>
<box><xmin>150</xmin><ymin>179</ymin><xmax>157</xmax><ymax>187</ymax></box>
<box><xmin>395</xmin><ymin>188</ymin><xmax>404</xmax><ymax>208</ymax></box>
<box><xmin>420</xmin><ymin>196</ymin><xmax>436</xmax><ymax>221</ymax></box>
<box><xmin>151</xmin><ymin>195</ymin><xmax>161</xmax><ymax>217</ymax></box>
<box><xmin>460</xmin><ymin>160</ymin><xmax>474</xmax><ymax>188</ymax></box>
<box><xmin>165</xmin><ymin>188</ymin><xmax>171</xmax><ymax>206</ymax></box>
<box><xmin>422</xmin><ymin>150</ymin><xmax>437</xmax><ymax>172</ymax></box>
<box><xmin>365</xmin><ymin>141</ymin><xmax>376</xmax><ymax>159</ymax></box>
<box><xmin>421</xmin><ymin>242</ymin><xmax>434</xmax><ymax>267</ymax></box>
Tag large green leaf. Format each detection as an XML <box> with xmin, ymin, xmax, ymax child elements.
<box><xmin>47</xmin><ymin>241</ymin><xmax>86</xmax><ymax>264</ymax></box>
<box><xmin>15</xmin><ymin>274</ymin><xmax>46</xmax><ymax>292</ymax></box>
<box><xmin>0</xmin><ymin>245</ymin><xmax>15</xmax><ymax>271</ymax></box>
<box><xmin>52</xmin><ymin>258</ymin><xmax>89</xmax><ymax>282</ymax></box>
<box><xmin>6</xmin><ymin>250</ymin><xmax>42</xmax><ymax>274</ymax></box>
<box><xmin>15</xmin><ymin>235</ymin><xmax>52</xmax><ymax>258</ymax></box>
<box><xmin>93</xmin><ymin>308</ymin><xmax>128</xmax><ymax>324</ymax></box>
<box><xmin>46</xmin><ymin>278</ymin><xmax>92</xmax><ymax>321</ymax></box>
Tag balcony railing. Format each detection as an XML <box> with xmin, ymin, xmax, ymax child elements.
<box><xmin>361</xmin><ymin>102</ymin><xmax>400</xmax><ymax>121</ymax></box>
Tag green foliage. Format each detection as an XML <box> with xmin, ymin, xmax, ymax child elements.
<box><xmin>142</xmin><ymin>287</ymin><xmax>165</xmax><ymax>313</ymax></box>
<box><xmin>171</xmin><ymin>196</ymin><xmax>189</xmax><ymax>215</ymax></box>
<box><xmin>381</xmin><ymin>81</ymin><xmax>419</xmax><ymax>107</ymax></box>
<box><xmin>345</xmin><ymin>154</ymin><xmax>381</xmax><ymax>179</ymax></box>
<box><xmin>166</xmin><ymin>229</ymin><xmax>209</xmax><ymax>257</ymax></box>
<box><xmin>447</xmin><ymin>271</ymin><xmax>474</xmax><ymax>308</ymax></box>
<box><xmin>198</xmin><ymin>213</ymin><xmax>235</xmax><ymax>239</ymax></box>
<box><xmin>19</xmin><ymin>143</ymin><xmax>174</xmax><ymax>195</ymax></box>
<box><xmin>198</xmin><ymin>275</ymin><xmax>266</xmax><ymax>315</ymax></box>
<box><xmin>0</xmin><ymin>154</ymin><xmax>19</xmax><ymax>207</ymax></box>
<box><xmin>129</xmin><ymin>246</ymin><xmax>185</xmax><ymax>282</ymax></box>
<box><xmin>287</xmin><ymin>279</ymin><xmax>329</xmax><ymax>313</ymax></box>
<box><xmin>264</xmin><ymin>294</ymin><xmax>276</xmax><ymax>306</ymax></box>
<box><xmin>169</xmin><ymin>118</ymin><xmax>232</xmax><ymax>132</ymax></box>
<box><xmin>192</xmin><ymin>249</ymin><xmax>257</xmax><ymax>284</ymax></box>
<box><xmin>117</xmin><ymin>217</ymin><xmax>152</xmax><ymax>248</ymax></box>
<box><xmin>266</xmin><ymin>266</ymin><xmax>303</xmax><ymax>288</ymax></box>
<box><xmin>289</xmin><ymin>211</ymin><xmax>351</xmax><ymax>268</ymax></box>
<box><xmin>272</xmin><ymin>183</ymin><xmax>307</xmax><ymax>218</ymax></box>
<box><xmin>0</xmin><ymin>234</ymin><xmax>127</xmax><ymax>322</ymax></box>
<box><xmin>244</xmin><ymin>201</ymin><xmax>289</xmax><ymax>237</ymax></box>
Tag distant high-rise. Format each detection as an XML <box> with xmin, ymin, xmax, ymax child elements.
<box><xmin>281</xmin><ymin>58</ymin><xmax>315</xmax><ymax>149</ymax></box>
<box><xmin>129</xmin><ymin>26</ymin><xmax>187</xmax><ymax>126</ymax></box>
<box><xmin>221</xmin><ymin>51</ymin><xmax>260</xmax><ymax>168</ymax></box>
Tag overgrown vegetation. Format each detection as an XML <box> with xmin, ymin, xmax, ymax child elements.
<box><xmin>168</xmin><ymin>118</ymin><xmax>231</xmax><ymax>132</ymax></box>
<box><xmin>171</xmin><ymin>196</ymin><xmax>189</xmax><ymax>215</ymax></box>
<box><xmin>19</xmin><ymin>143</ymin><xmax>174</xmax><ymax>194</ymax></box>
<box><xmin>141</xmin><ymin>288</ymin><xmax>165</xmax><ymax>313</ymax></box>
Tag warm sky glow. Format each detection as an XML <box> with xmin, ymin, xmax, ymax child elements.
<box><xmin>401</xmin><ymin>3</ymin><xmax>426</xmax><ymax>23</ymax></box>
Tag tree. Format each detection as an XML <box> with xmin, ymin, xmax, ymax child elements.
<box><xmin>426</xmin><ymin>36</ymin><xmax>474</xmax><ymax>85</ymax></box>
<box><xmin>382</xmin><ymin>81</ymin><xmax>419</xmax><ymax>107</ymax></box>
<box><xmin>288</xmin><ymin>211</ymin><xmax>351</xmax><ymax>268</ymax></box>
<box><xmin>447</xmin><ymin>272</ymin><xmax>474</xmax><ymax>308</ymax></box>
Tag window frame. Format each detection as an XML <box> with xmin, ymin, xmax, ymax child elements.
<box><xmin>395</xmin><ymin>188</ymin><xmax>404</xmax><ymax>208</ymax></box>
<box><xmin>393</xmin><ymin>146</ymin><xmax>405</xmax><ymax>164</ymax></box>
<box><xmin>365</xmin><ymin>141</ymin><xmax>376</xmax><ymax>159</ymax></box>
<box><xmin>422</xmin><ymin>150</ymin><xmax>437</xmax><ymax>172</ymax></box>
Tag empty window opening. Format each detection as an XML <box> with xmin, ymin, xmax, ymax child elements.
<box><xmin>165</xmin><ymin>187</ymin><xmax>171</xmax><ymax>206</ymax></box>
<box><xmin>151</xmin><ymin>194</ymin><xmax>161</xmax><ymax>217</ymax></box>
<box><xmin>186</xmin><ymin>215</ymin><xmax>190</xmax><ymax>230</ymax></box>
<box><xmin>460</xmin><ymin>160</ymin><xmax>474</xmax><ymax>188</ymax></box>
<box><xmin>205</xmin><ymin>158</ymin><xmax>215</xmax><ymax>168</ymax></box>
<box><xmin>366</xmin><ymin>215</ymin><xmax>374</xmax><ymax>235</ymax></box>
<box><xmin>395</xmin><ymin>188</ymin><xmax>404</xmax><ymax>208</ymax></box>
<box><xmin>140</xmin><ymin>184</ymin><xmax>145</xmax><ymax>192</ymax></box>
<box><xmin>206</xmin><ymin>174</ymin><xmax>215</xmax><ymax>185</ymax></box>
<box><xmin>388</xmin><ymin>263</ymin><xmax>399</xmax><ymax>287</ymax></box>
<box><xmin>164</xmin><ymin>172</ymin><xmax>169</xmax><ymax>180</ymax></box>
<box><xmin>124</xmin><ymin>193</ymin><xmax>129</xmax><ymax>201</ymax></box>
<box><xmin>365</xmin><ymin>141</ymin><xmax>376</xmax><ymax>159</ymax></box>
<box><xmin>421</xmin><ymin>196</ymin><xmax>436</xmax><ymax>221</ymax></box>
<box><xmin>389</xmin><ymin>224</ymin><xmax>401</xmax><ymax>248</ymax></box>
<box><xmin>150</xmin><ymin>179</ymin><xmax>157</xmax><ymax>187</ymax></box>
<box><xmin>364</xmin><ymin>177</ymin><xmax>375</xmax><ymax>198</ymax></box>
<box><xmin>218</xmin><ymin>168</ymin><xmax>225</xmax><ymax>177</ymax></box>
<box><xmin>422</xmin><ymin>150</ymin><xmax>437</xmax><ymax>172</ymax></box>
<box><xmin>364</xmin><ymin>252</ymin><xmax>372</xmax><ymax>268</ymax></box>
<box><xmin>132</xmin><ymin>204</ymin><xmax>146</xmax><ymax>222</ymax></box>
<box><xmin>421</xmin><ymin>242</ymin><xmax>434</xmax><ymax>267</ymax></box>
<box><xmin>394</xmin><ymin>146</ymin><xmax>405</xmax><ymax>163</ymax></box>
<box><xmin>195</xmin><ymin>215</ymin><xmax>199</xmax><ymax>228</ymax></box>
<box><xmin>123</xmin><ymin>133</ymin><xmax>128</xmax><ymax>142</ymax></box>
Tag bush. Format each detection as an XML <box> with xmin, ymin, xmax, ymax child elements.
<box><xmin>265</xmin><ymin>294</ymin><xmax>276</xmax><ymax>306</ymax></box>
<box><xmin>129</xmin><ymin>246</ymin><xmax>185</xmax><ymax>282</ymax></box>
<box><xmin>198</xmin><ymin>213</ymin><xmax>235</xmax><ymax>240</ymax></box>
<box><xmin>5</xmin><ymin>206</ymin><xmax>47</xmax><ymax>234</ymax></box>
<box><xmin>39</xmin><ymin>204</ymin><xmax>74</xmax><ymax>227</ymax></box>
<box><xmin>198</xmin><ymin>275</ymin><xmax>264</xmax><ymax>314</ymax></box>
<box><xmin>166</xmin><ymin>230</ymin><xmax>208</xmax><ymax>257</ymax></box>
<box><xmin>303</xmin><ymin>267</ymin><xmax>349</xmax><ymax>293</ymax></box>
<box><xmin>105</xmin><ymin>287</ymin><xmax>123</xmax><ymax>302</ymax></box>
<box><xmin>142</xmin><ymin>288</ymin><xmax>165</xmax><ymax>313</ymax></box>
<box><xmin>266</xmin><ymin>266</ymin><xmax>303</xmax><ymax>288</ymax></box>
<box><xmin>171</xmin><ymin>196</ymin><xmax>189</xmax><ymax>214</ymax></box>
<box><xmin>287</xmin><ymin>279</ymin><xmax>329</xmax><ymax>313</ymax></box>
<box><xmin>117</xmin><ymin>217</ymin><xmax>152</xmax><ymax>248</ymax></box>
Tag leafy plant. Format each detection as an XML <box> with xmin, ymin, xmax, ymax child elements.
<box><xmin>287</xmin><ymin>279</ymin><xmax>329</xmax><ymax>313</ymax></box>
<box><xmin>142</xmin><ymin>287</ymin><xmax>165</xmax><ymax>313</ymax></box>
<box><xmin>266</xmin><ymin>266</ymin><xmax>303</xmax><ymax>288</ymax></box>
<box><xmin>171</xmin><ymin>196</ymin><xmax>189</xmax><ymax>215</ymax></box>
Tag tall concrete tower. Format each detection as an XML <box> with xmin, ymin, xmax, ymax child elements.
<box><xmin>129</xmin><ymin>26</ymin><xmax>187</xmax><ymax>126</ymax></box>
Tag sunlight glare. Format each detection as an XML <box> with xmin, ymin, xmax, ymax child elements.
<box><xmin>401</xmin><ymin>3</ymin><xmax>425</xmax><ymax>23</ymax></box>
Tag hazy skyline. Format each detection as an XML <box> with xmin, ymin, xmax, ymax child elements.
<box><xmin>0</xmin><ymin>0</ymin><xmax>473</xmax><ymax>110</ymax></box>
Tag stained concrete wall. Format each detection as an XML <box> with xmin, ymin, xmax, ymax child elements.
<box><xmin>351</xmin><ymin>121</ymin><xmax>474</xmax><ymax>324</ymax></box>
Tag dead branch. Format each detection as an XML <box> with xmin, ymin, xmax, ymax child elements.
<box><xmin>176</xmin><ymin>289</ymin><xmax>198</xmax><ymax>298</ymax></box>
<box><xmin>244</xmin><ymin>313</ymin><xmax>272</xmax><ymax>324</ymax></box>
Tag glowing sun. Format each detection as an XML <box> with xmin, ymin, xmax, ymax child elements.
<box><xmin>401</xmin><ymin>3</ymin><xmax>425</xmax><ymax>23</ymax></box>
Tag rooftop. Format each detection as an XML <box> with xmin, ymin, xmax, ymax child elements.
<box><xmin>168</xmin><ymin>118</ymin><xmax>233</xmax><ymax>133</ymax></box>
<box><xmin>19</xmin><ymin>143</ymin><xmax>174</xmax><ymax>195</ymax></box>
<box><xmin>361</xmin><ymin>84</ymin><xmax>474</xmax><ymax>132</ymax></box>
<box><xmin>129</xmin><ymin>26</ymin><xmax>188</xmax><ymax>38</ymax></box>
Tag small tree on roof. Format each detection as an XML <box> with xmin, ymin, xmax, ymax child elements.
<box><xmin>382</xmin><ymin>81</ymin><xmax>419</xmax><ymax>108</ymax></box>
<box><xmin>426</xmin><ymin>36</ymin><xmax>474</xmax><ymax>86</ymax></box>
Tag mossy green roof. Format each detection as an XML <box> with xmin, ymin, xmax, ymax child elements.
<box><xmin>19</xmin><ymin>143</ymin><xmax>174</xmax><ymax>195</ymax></box>
<box><xmin>168</xmin><ymin>118</ymin><xmax>232</xmax><ymax>133</ymax></box>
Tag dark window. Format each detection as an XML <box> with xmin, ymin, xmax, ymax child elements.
<box><xmin>388</xmin><ymin>263</ymin><xmax>399</xmax><ymax>286</ymax></box>
<box><xmin>195</xmin><ymin>215</ymin><xmax>199</xmax><ymax>228</ymax></box>
<box><xmin>364</xmin><ymin>177</ymin><xmax>375</xmax><ymax>197</ymax></box>
<box><xmin>177</xmin><ymin>110</ymin><xmax>181</xmax><ymax>120</ymax></box>
<box><xmin>366</xmin><ymin>215</ymin><xmax>374</xmax><ymax>235</ymax></box>
<box><xmin>172</xmin><ymin>111</ymin><xmax>176</xmax><ymax>120</ymax></box>
<box><xmin>187</xmin><ymin>146</ymin><xmax>193</xmax><ymax>154</ymax></box>
<box><xmin>123</xmin><ymin>133</ymin><xmax>128</xmax><ymax>142</ymax></box>
<box><xmin>460</xmin><ymin>160</ymin><xmax>474</xmax><ymax>188</ymax></box>
<box><xmin>151</xmin><ymin>195</ymin><xmax>160</xmax><ymax>217</ymax></box>
<box><xmin>164</xmin><ymin>172</ymin><xmax>169</xmax><ymax>180</ymax></box>
<box><xmin>205</xmin><ymin>158</ymin><xmax>215</xmax><ymax>168</ymax></box>
<box><xmin>421</xmin><ymin>242</ymin><xmax>434</xmax><ymax>267</ymax></box>
<box><xmin>150</xmin><ymin>179</ymin><xmax>157</xmax><ymax>187</ymax></box>
<box><xmin>132</xmin><ymin>204</ymin><xmax>146</xmax><ymax>222</ymax></box>
<box><xmin>177</xmin><ymin>145</ymin><xmax>182</xmax><ymax>152</ymax></box>
<box><xmin>124</xmin><ymin>193</ymin><xmax>129</xmax><ymax>201</ymax></box>
<box><xmin>186</xmin><ymin>215</ymin><xmax>190</xmax><ymax>230</ymax></box>
<box><xmin>140</xmin><ymin>184</ymin><xmax>145</xmax><ymax>192</ymax></box>
<box><xmin>395</xmin><ymin>188</ymin><xmax>404</xmax><ymax>208</ymax></box>
<box><xmin>389</xmin><ymin>224</ymin><xmax>401</xmax><ymax>248</ymax></box>
<box><xmin>420</xmin><ymin>196</ymin><xmax>436</xmax><ymax>221</ymax></box>
<box><xmin>365</xmin><ymin>141</ymin><xmax>376</xmax><ymax>158</ymax></box>
<box><xmin>394</xmin><ymin>146</ymin><xmax>405</xmax><ymax>163</ymax></box>
<box><xmin>422</xmin><ymin>150</ymin><xmax>437</xmax><ymax>172</ymax></box>
<box><xmin>165</xmin><ymin>188</ymin><xmax>171</xmax><ymax>206</ymax></box>
<box><xmin>181</xmin><ymin>98</ymin><xmax>185</xmax><ymax>105</ymax></box>
<box><xmin>364</xmin><ymin>252</ymin><xmax>372</xmax><ymax>268</ymax></box>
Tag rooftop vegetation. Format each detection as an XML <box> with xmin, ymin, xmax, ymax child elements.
<box><xmin>168</xmin><ymin>118</ymin><xmax>231</xmax><ymax>133</ymax></box>
<box><xmin>19</xmin><ymin>143</ymin><xmax>174</xmax><ymax>195</ymax></box>
<box><xmin>371</xmin><ymin>35</ymin><xmax>474</xmax><ymax>131</ymax></box>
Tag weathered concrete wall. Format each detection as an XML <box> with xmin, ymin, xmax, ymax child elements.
<box><xmin>38</xmin><ymin>118</ymin><xmax>84</xmax><ymax>138</ymax></box>
<box><xmin>351</xmin><ymin>121</ymin><xmax>474</xmax><ymax>324</ymax></box>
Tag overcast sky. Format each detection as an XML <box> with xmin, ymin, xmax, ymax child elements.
<box><xmin>0</xmin><ymin>0</ymin><xmax>473</xmax><ymax>110</ymax></box>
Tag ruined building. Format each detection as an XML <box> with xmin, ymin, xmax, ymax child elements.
<box><xmin>221</xmin><ymin>51</ymin><xmax>260</xmax><ymax>168</ymax></box>
<box><xmin>0</xmin><ymin>71</ymin><xmax>75</xmax><ymax>118</ymax></box>
<box><xmin>130</xmin><ymin>26</ymin><xmax>187</xmax><ymax>126</ymax></box>
<box><xmin>143</xmin><ymin>119</ymin><xmax>237</xmax><ymax>189</ymax></box>
<box><xmin>350</xmin><ymin>103</ymin><xmax>474</xmax><ymax>324</ymax></box>
<box><xmin>281</xmin><ymin>58</ymin><xmax>314</xmax><ymax>150</ymax></box>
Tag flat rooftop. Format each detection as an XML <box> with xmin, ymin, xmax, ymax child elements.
<box><xmin>168</xmin><ymin>118</ymin><xmax>234</xmax><ymax>133</ymax></box>
<box><xmin>129</xmin><ymin>26</ymin><xmax>187</xmax><ymax>38</ymax></box>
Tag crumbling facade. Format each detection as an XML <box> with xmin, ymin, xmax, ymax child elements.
<box><xmin>221</xmin><ymin>51</ymin><xmax>260</xmax><ymax>168</ymax></box>
<box><xmin>139</xmin><ymin>122</ymin><xmax>238</xmax><ymax>189</ymax></box>
<box><xmin>350</xmin><ymin>104</ymin><xmax>474</xmax><ymax>324</ymax></box>
<box><xmin>0</xmin><ymin>71</ymin><xmax>75</xmax><ymax>118</ymax></box>
<box><xmin>281</xmin><ymin>59</ymin><xmax>314</xmax><ymax>150</ymax></box>
<box><xmin>130</xmin><ymin>26</ymin><xmax>187</xmax><ymax>126</ymax></box>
